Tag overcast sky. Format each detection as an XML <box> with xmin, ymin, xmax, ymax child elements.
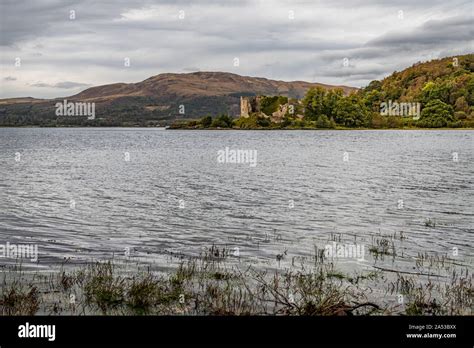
<box><xmin>1</xmin><ymin>0</ymin><xmax>473</xmax><ymax>98</ymax></box>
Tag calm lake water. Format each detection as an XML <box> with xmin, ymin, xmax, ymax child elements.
<box><xmin>0</xmin><ymin>128</ymin><xmax>473</xmax><ymax>278</ymax></box>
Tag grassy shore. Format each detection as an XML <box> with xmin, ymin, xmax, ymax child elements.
<box><xmin>1</xmin><ymin>249</ymin><xmax>471</xmax><ymax>316</ymax></box>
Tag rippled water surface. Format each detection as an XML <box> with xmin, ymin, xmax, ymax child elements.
<box><xmin>0</xmin><ymin>128</ymin><xmax>473</xmax><ymax>275</ymax></box>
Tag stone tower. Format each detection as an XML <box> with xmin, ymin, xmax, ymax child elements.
<box><xmin>240</xmin><ymin>96</ymin><xmax>252</xmax><ymax>118</ymax></box>
<box><xmin>240</xmin><ymin>96</ymin><xmax>261</xmax><ymax>118</ymax></box>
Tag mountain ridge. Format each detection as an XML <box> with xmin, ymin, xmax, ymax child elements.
<box><xmin>0</xmin><ymin>72</ymin><xmax>356</xmax><ymax>125</ymax></box>
<box><xmin>70</xmin><ymin>71</ymin><xmax>356</xmax><ymax>101</ymax></box>
<box><xmin>0</xmin><ymin>72</ymin><xmax>356</xmax><ymax>103</ymax></box>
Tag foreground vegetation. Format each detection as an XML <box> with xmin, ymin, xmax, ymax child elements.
<box><xmin>1</xmin><ymin>251</ymin><xmax>471</xmax><ymax>316</ymax></box>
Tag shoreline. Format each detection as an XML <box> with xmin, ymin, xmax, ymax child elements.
<box><xmin>2</xmin><ymin>255</ymin><xmax>470</xmax><ymax>316</ymax></box>
<box><xmin>1</xmin><ymin>126</ymin><xmax>473</xmax><ymax>130</ymax></box>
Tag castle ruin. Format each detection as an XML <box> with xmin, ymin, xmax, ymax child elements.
<box><xmin>240</xmin><ymin>96</ymin><xmax>303</xmax><ymax>122</ymax></box>
<box><xmin>240</xmin><ymin>96</ymin><xmax>262</xmax><ymax>117</ymax></box>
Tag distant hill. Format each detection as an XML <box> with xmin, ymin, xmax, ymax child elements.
<box><xmin>0</xmin><ymin>72</ymin><xmax>355</xmax><ymax>126</ymax></box>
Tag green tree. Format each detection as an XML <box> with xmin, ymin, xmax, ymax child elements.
<box><xmin>466</xmin><ymin>75</ymin><xmax>474</xmax><ymax>105</ymax></box>
<box><xmin>323</xmin><ymin>89</ymin><xmax>344</xmax><ymax>119</ymax></box>
<box><xmin>280</xmin><ymin>116</ymin><xmax>292</xmax><ymax>128</ymax></box>
<box><xmin>303</xmin><ymin>87</ymin><xmax>326</xmax><ymax>120</ymax></box>
<box><xmin>256</xmin><ymin>116</ymin><xmax>271</xmax><ymax>127</ymax></box>
<box><xmin>316</xmin><ymin>115</ymin><xmax>330</xmax><ymax>128</ymax></box>
<box><xmin>211</xmin><ymin>114</ymin><xmax>234</xmax><ymax>128</ymax></box>
<box><xmin>334</xmin><ymin>95</ymin><xmax>370</xmax><ymax>127</ymax></box>
<box><xmin>364</xmin><ymin>80</ymin><xmax>382</xmax><ymax>93</ymax></box>
<box><xmin>418</xmin><ymin>99</ymin><xmax>454</xmax><ymax>128</ymax></box>
<box><xmin>200</xmin><ymin>115</ymin><xmax>212</xmax><ymax>128</ymax></box>
<box><xmin>454</xmin><ymin>96</ymin><xmax>469</xmax><ymax>113</ymax></box>
<box><xmin>362</xmin><ymin>89</ymin><xmax>382</xmax><ymax>111</ymax></box>
<box><xmin>421</xmin><ymin>80</ymin><xmax>451</xmax><ymax>104</ymax></box>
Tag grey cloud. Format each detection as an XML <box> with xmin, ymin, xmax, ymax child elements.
<box><xmin>30</xmin><ymin>81</ymin><xmax>92</xmax><ymax>89</ymax></box>
<box><xmin>182</xmin><ymin>67</ymin><xmax>201</xmax><ymax>72</ymax></box>
<box><xmin>0</xmin><ymin>0</ymin><xmax>473</xmax><ymax>97</ymax></box>
<box><xmin>369</xmin><ymin>16</ymin><xmax>474</xmax><ymax>46</ymax></box>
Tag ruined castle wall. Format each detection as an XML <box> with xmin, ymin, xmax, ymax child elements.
<box><xmin>240</xmin><ymin>97</ymin><xmax>252</xmax><ymax>117</ymax></box>
<box><xmin>240</xmin><ymin>96</ymin><xmax>261</xmax><ymax>117</ymax></box>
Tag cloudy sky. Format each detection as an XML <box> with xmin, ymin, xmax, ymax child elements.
<box><xmin>1</xmin><ymin>0</ymin><xmax>473</xmax><ymax>98</ymax></box>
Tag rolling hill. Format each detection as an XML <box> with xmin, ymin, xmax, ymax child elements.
<box><xmin>0</xmin><ymin>72</ymin><xmax>355</xmax><ymax>126</ymax></box>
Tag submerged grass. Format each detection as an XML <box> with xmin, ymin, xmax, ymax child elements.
<box><xmin>0</xmin><ymin>251</ymin><xmax>471</xmax><ymax>316</ymax></box>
